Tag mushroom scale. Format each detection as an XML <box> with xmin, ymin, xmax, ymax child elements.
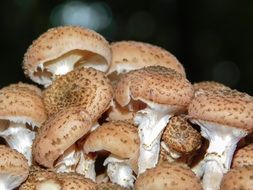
<box><xmin>23</xmin><ymin>26</ymin><xmax>111</xmax><ymax>87</ymax></box>
<box><xmin>188</xmin><ymin>89</ymin><xmax>253</xmax><ymax>190</ymax></box>
<box><xmin>43</xmin><ymin>67</ymin><xmax>113</xmax><ymax>122</ymax></box>
<box><xmin>0</xmin><ymin>145</ymin><xmax>29</xmax><ymax>190</ymax></box>
<box><xmin>115</xmin><ymin>65</ymin><xmax>194</xmax><ymax>174</ymax></box>
<box><xmin>232</xmin><ymin>143</ymin><xmax>253</xmax><ymax>168</ymax></box>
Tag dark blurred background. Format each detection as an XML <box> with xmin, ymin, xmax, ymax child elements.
<box><xmin>0</xmin><ymin>0</ymin><xmax>252</xmax><ymax>95</ymax></box>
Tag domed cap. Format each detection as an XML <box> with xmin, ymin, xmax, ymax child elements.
<box><xmin>115</xmin><ymin>66</ymin><xmax>194</xmax><ymax>108</ymax></box>
<box><xmin>135</xmin><ymin>162</ymin><xmax>203</xmax><ymax>190</ymax></box>
<box><xmin>108</xmin><ymin>41</ymin><xmax>185</xmax><ymax>77</ymax></box>
<box><xmin>193</xmin><ymin>81</ymin><xmax>230</xmax><ymax>92</ymax></box>
<box><xmin>220</xmin><ymin>166</ymin><xmax>253</xmax><ymax>190</ymax></box>
<box><xmin>162</xmin><ymin>115</ymin><xmax>202</xmax><ymax>153</ymax></box>
<box><xmin>188</xmin><ymin>89</ymin><xmax>253</xmax><ymax>132</ymax></box>
<box><xmin>33</xmin><ymin>107</ymin><xmax>92</xmax><ymax>168</ymax></box>
<box><xmin>84</xmin><ymin>120</ymin><xmax>139</xmax><ymax>159</ymax></box>
<box><xmin>0</xmin><ymin>145</ymin><xmax>29</xmax><ymax>190</ymax></box>
<box><xmin>232</xmin><ymin>143</ymin><xmax>253</xmax><ymax>168</ymax></box>
<box><xmin>23</xmin><ymin>26</ymin><xmax>111</xmax><ymax>86</ymax></box>
<box><xmin>43</xmin><ymin>67</ymin><xmax>113</xmax><ymax>121</ymax></box>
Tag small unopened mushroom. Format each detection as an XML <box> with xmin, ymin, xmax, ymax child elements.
<box><xmin>134</xmin><ymin>162</ymin><xmax>203</xmax><ymax>190</ymax></box>
<box><xmin>188</xmin><ymin>89</ymin><xmax>253</xmax><ymax>190</ymax></box>
<box><xmin>232</xmin><ymin>143</ymin><xmax>253</xmax><ymax>168</ymax></box>
<box><xmin>220</xmin><ymin>166</ymin><xmax>253</xmax><ymax>190</ymax></box>
<box><xmin>84</xmin><ymin>121</ymin><xmax>139</xmax><ymax>188</ymax></box>
<box><xmin>0</xmin><ymin>145</ymin><xmax>29</xmax><ymax>190</ymax></box>
<box><xmin>0</xmin><ymin>82</ymin><xmax>47</xmax><ymax>164</ymax></box>
<box><xmin>115</xmin><ymin>66</ymin><xmax>194</xmax><ymax>174</ymax></box>
<box><xmin>160</xmin><ymin>115</ymin><xmax>202</xmax><ymax>163</ymax></box>
<box><xmin>23</xmin><ymin>26</ymin><xmax>111</xmax><ymax>87</ymax></box>
<box><xmin>33</xmin><ymin>107</ymin><xmax>96</xmax><ymax>180</ymax></box>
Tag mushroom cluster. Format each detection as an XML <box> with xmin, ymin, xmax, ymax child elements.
<box><xmin>0</xmin><ymin>25</ymin><xmax>253</xmax><ymax>190</ymax></box>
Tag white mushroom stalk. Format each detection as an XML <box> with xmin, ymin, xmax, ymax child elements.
<box><xmin>191</xmin><ymin>119</ymin><xmax>247</xmax><ymax>190</ymax></box>
<box><xmin>104</xmin><ymin>155</ymin><xmax>135</xmax><ymax>189</ymax></box>
<box><xmin>0</xmin><ymin>175</ymin><xmax>26</xmax><ymax>190</ymax></box>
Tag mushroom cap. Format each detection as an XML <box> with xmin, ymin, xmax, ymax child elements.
<box><xmin>83</xmin><ymin>120</ymin><xmax>139</xmax><ymax>159</ymax></box>
<box><xmin>134</xmin><ymin>162</ymin><xmax>203</xmax><ymax>190</ymax></box>
<box><xmin>96</xmin><ymin>182</ymin><xmax>128</xmax><ymax>190</ymax></box>
<box><xmin>0</xmin><ymin>145</ymin><xmax>29</xmax><ymax>189</ymax></box>
<box><xmin>23</xmin><ymin>26</ymin><xmax>111</xmax><ymax>86</ymax></box>
<box><xmin>188</xmin><ymin>89</ymin><xmax>253</xmax><ymax>132</ymax></box>
<box><xmin>0</xmin><ymin>83</ymin><xmax>47</xmax><ymax>127</ymax></box>
<box><xmin>43</xmin><ymin>67</ymin><xmax>113</xmax><ymax>121</ymax></box>
<box><xmin>33</xmin><ymin>107</ymin><xmax>92</xmax><ymax>168</ymax></box>
<box><xmin>107</xmin><ymin>41</ymin><xmax>185</xmax><ymax>77</ymax></box>
<box><xmin>115</xmin><ymin>66</ymin><xmax>194</xmax><ymax>108</ymax></box>
<box><xmin>193</xmin><ymin>81</ymin><xmax>230</xmax><ymax>92</ymax></box>
<box><xmin>232</xmin><ymin>143</ymin><xmax>253</xmax><ymax>168</ymax></box>
<box><xmin>220</xmin><ymin>166</ymin><xmax>253</xmax><ymax>190</ymax></box>
<box><xmin>162</xmin><ymin>115</ymin><xmax>202</xmax><ymax>153</ymax></box>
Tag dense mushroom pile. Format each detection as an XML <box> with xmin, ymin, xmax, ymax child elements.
<box><xmin>0</xmin><ymin>25</ymin><xmax>253</xmax><ymax>190</ymax></box>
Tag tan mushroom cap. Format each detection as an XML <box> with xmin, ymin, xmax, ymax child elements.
<box><xmin>220</xmin><ymin>166</ymin><xmax>253</xmax><ymax>190</ymax></box>
<box><xmin>43</xmin><ymin>67</ymin><xmax>113</xmax><ymax>121</ymax></box>
<box><xmin>188</xmin><ymin>89</ymin><xmax>253</xmax><ymax>132</ymax></box>
<box><xmin>96</xmin><ymin>182</ymin><xmax>128</xmax><ymax>190</ymax></box>
<box><xmin>0</xmin><ymin>83</ymin><xmax>47</xmax><ymax>126</ymax></box>
<box><xmin>23</xmin><ymin>26</ymin><xmax>111</xmax><ymax>86</ymax></box>
<box><xmin>135</xmin><ymin>162</ymin><xmax>203</xmax><ymax>190</ymax></box>
<box><xmin>193</xmin><ymin>81</ymin><xmax>230</xmax><ymax>92</ymax></box>
<box><xmin>33</xmin><ymin>107</ymin><xmax>92</xmax><ymax>168</ymax></box>
<box><xmin>232</xmin><ymin>143</ymin><xmax>253</xmax><ymax>168</ymax></box>
<box><xmin>0</xmin><ymin>145</ymin><xmax>29</xmax><ymax>188</ymax></box>
<box><xmin>84</xmin><ymin>121</ymin><xmax>139</xmax><ymax>159</ymax></box>
<box><xmin>107</xmin><ymin>41</ymin><xmax>185</xmax><ymax>77</ymax></box>
<box><xmin>162</xmin><ymin>115</ymin><xmax>202</xmax><ymax>153</ymax></box>
<box><xmin>115</xmin><ymin>66</ymin><xmax>194</xmax><ymax>108</ymax></box>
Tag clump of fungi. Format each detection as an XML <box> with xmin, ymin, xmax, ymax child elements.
<box><xmin>0</xmin><ymin>25</ymin><xmax>252</xmax><ymax>190</ymax></box>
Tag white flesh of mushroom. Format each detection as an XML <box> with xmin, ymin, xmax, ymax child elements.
<box><xmin>0</xmin><ymin>120</ymin><xmax>35</xmax><ymax>165</ymax></box>
<box><xmin>190</xmin><ymin>119</ymin><xmax>247</xmax><ymax>190</ymax></box>
<box><xmin>104</xmin><ymin>155</ymin><xmax>135</xmax><ymax>189</ymax></box>
<box><xmin>36</xmin><ymin>180</ymin><xmax>61</xmax><ymax>190</ymax></box>
<box><xmin>0</xmin><ymin>174</ymin><xmax>25</xmax><ymax>190</ymax></box>
<box><xmin>160</xmin><ymin>141</ymin><xmax>181</xmax><ymax>162</ymax></box>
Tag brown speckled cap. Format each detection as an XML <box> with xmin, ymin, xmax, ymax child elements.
<box><xmin>0</xmin><ymin>83</ymin><xmax>47</xmax><ymax>127</ymax></box>
<box><xmin>162</xmin><ymin>115</ymin><xmax>202</xmax><ymax>153</ymax></box>
<box><xmin>23</xmin><ymin>26</ymin><xmax>111</xmax><ymax>86</ymax></box>
<box><xmin>220</xmin><ymin>166</ymin><xmax>253</xmax><ymax>190</ymax></box>
<box><xmin>193</xmin><ymin>81</ymin><xmax>230</xmax><ymax>92</ymax></box>
<box><xmin>33</xmin><ymin>107</ymin><xmax>92</xmax><ymax>168</ymax></box>
<box><xmin>43</xmin><ymin>67</ymin><xmax>113</xmax><ymax>121</ymax></box>
<box><xmin>188</xmin><ymin>89</ymin><xmax>253</xmax><ymax>132</ymax></box>
<box><xmin>107</xmin><ymin>41</ymin><xmax>185</xmax><ymax>77</ymax></box>
<box><xmin>96</xmin><ymin>182</ymin><xmax>128</xmax><ymax>190</ymax></box>
<box><xmin>115</xmin><ymin>66</ymin><xmax>194</xmax><ymax>109</ymax></box>
<box><xmin>0</xmin><ymin>145</ymin><xmax>29</xmax><ymax>189</ymax></box>
<box><xmin>84</xmin><ymin>120</ymin><xmax>139</xmax><ymax>159</ymax></box>
<box><xmin>232</xmin><ymin>143</ymin><xmax>253</xmax><ymax>168</ymax></box>
<box><xmin>135</xmin><ymin>162</ymin><xmax>203</xmax><ymax>190</ymax></box>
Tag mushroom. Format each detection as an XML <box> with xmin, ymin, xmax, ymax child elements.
<box><xmin>159</xmin><ymin>115</ymin><xmax>202</xmax><ymax>163</ymax></box>
<box><xmin>83</xmin><ymin>120</ymin><xmax>139</xmax><ymax>188</ymax></box>
<box><xmin>96</xmin><ymin>182</ymin><xmax>128</xmax><ymax>190</ymax></box>
<box><xmin>33</xmin><ymin>106</ymin><xmax>96</xmax><ymax>180</ymax></box>
<box><xmin>188</xmin><ymin>89</ymin><xmax>253</xmax><ymax>190</ymax></box>
<box><xmin>23</xmin><ymin>26</ymin><xmax>111</xmax><ymax>87</ymax></box>
<box><xmin>0</xmin><ymin>145</ymin><xmax>29</xmax><ymax>190</ymax></box>
<box><xmin>193</xmin><ymin>81</ymin><xmax>230</xmax><ymax>92</ymax></box>
<box><xmin>232</xmin><ymin>143</ymin><xmax>253</xmax><ymax>168</ymax></box>
<box><xmin>0</xmin><ymin>82</ymin><xmax>47</xmax><ymax>164</ymax></box>
<box><xmin>115</xmin><ymin>66</ymin><xmax>194</xmax><ymax>174</ymax></box>
<box><xmin>220</xmin><ymin>166</ymin><xmax>253</xmax><ymax>190</ymax></box>
<box><xmin>134</xmin><ymin>162</ymin><xmax>203</xmax><ymax>190</ymax></box>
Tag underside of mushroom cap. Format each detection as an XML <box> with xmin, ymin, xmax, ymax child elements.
<box><xmin>23</xmin><ymin>26</ymin><xmax>111</xmax><ymax>86</ymax></box>
<box><xmin>33</xmin><ymin>107</ymin><xmax>92</xmax><ymax>168</ymax></box>
<box><xmin>135</xmin><ymin>162</ymin><xmax>203</xmax><ymax>190</ymax></box>
<box><xmin>232</xmin><ymin>143</ymin><xmax>253</xmax><ymax>168</ymax></box>
<box><xmin>84</xmin><ymin>120</ymin><xmax>139</xmax><ymax>159</ymax></box>
<box><xmin>189</xmin><ymin>89</ymin><xmax>253</xmax><ymax>132</ymax></box>
<box><xmin>115</xmin><ymin>65</ymin><xmax>194</xmax><ymax>108</ymax></box>
<box><xmin>43</xmin><ymin>67</ymin><xmax>113</xmax><ymax>121</ymax></box>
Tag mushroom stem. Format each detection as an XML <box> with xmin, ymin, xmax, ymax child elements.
<box><xmin>0</xmin><ymin>122</ymin><xmax>35</xmax><ymax>165</ymax></box>
<box><xmin>134</xmin><ymin>104</ymin><xmax>173</xmax><ymax>174</ymax></box>
<box><xmin>0</xmin><ymin>175</ymin><xmax>24</xmax><ymax>190</ymax></box>
<box><xmin>76</xmin><ymin>152</ymin><xmax>96</xmax><ymax>181</ymax></box>
<box><xmin>191</xmin><ymin>119</ymin><xmax>247</xmax><ymax>190</ymax></box>
<box><xmin>104</xmin><ymin>155</ymin><xmax>135</xmax><ymax>188</ymax></box>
